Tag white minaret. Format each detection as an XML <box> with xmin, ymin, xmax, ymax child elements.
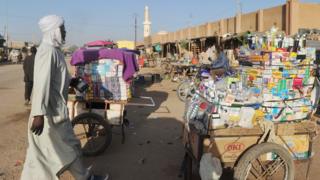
<box><xmin>143</xmin><ymin>6</ymin><xmax>151</xmax><ymax>37</ymax></box>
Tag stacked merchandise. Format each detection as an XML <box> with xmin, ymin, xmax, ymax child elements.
<box><xmin>70</xmin><ymin>47</ymin><xmax>139</xmax><ymax>125</ymax></box>
<box><xmin>238</xmin><ymin>27</ymin><xmax>307</xmax><ymax>61</ymax></box>
<box><xmin>75</xmin><ymin>59</ymin><xmax>128</xmax><ymax>101</ymax></box>
<box><xmin>185</xmin><ymin>30</ymin><xmax>318</xmax><ymax>133</ymax></box>
<box><xmin>71</xmin><ymin>48</ymin><xmax>139</xmax><ymax>101</ymax></box>
<box><xmin>184</xmin><ymin>32</ymin><xmax>319</xmax><ymax>160</ymax></box>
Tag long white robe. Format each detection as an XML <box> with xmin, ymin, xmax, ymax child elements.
<box><xmin>21</xmin><ymin>43</ymin><xmax>81</xmax><ymax>180</ymax></box>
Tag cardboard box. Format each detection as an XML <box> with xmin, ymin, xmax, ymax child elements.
<box><xmin>203</xmin><ymin>134</ymin><xmax>310</xmax><ymax>163</ymax></box>
<box><xmin>273</xmin><ymin>135</ymin><xmax>310</xmax><ymax>160</ymax></box>
<box><xmin>106</xmin><ymin>109</ymin><xmax>124</xmax><ymax>125</ymax></box>
<box><xmin>109</xmin><ymin>104</ymin><xmax>122</xmax><ymax>111</ymax></box>
<box><xmin>203</xmin><ymin>136</ymin><xmax>260</xmax><ymax>163</ymax></box>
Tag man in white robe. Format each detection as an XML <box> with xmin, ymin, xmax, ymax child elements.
<box><xmin>21</xmin><ymin>15</ymin><xmax>108</xmax><ymax>180</ymax></box>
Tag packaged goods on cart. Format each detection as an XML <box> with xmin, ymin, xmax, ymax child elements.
<box><xmin>185</xmin><ymin>46</ymin><xmax>318</xmax><ymax>132</ymax></box>
<box><xmin>182</xmin><ymin>29</ymin><xmax>319</xmax><ymax>180</ymax></box>
<box><xmin>71</xmin><ymin>48</ymin><xmax>139</xmax><ymax>101</ymax></box>
<box><xmin>271</xmin><ymin>134</ymin><xmax>310</xmax><ymax>160</ymax></box>
<box><xmin>237</xmin><ymin>27</ymin><xmax>314</xmax><ymax>62</ymax></box>
<box><xmin>75</xmin><ymin>59</ymin><xmax>128</xmax><ymax>100</ymax></box>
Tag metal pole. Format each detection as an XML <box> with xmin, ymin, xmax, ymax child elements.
<box><xmin>5</xmin><ymin>0</ymin><xmax>9</xmax><ymax>57</ymax></box>
<box><xmin>134</xmin><ymin>13</ymin><xmax>137</xmax><ymax>49</ymax></box>
<box><xmin>6</xmin><ymin>0</ymin><xmax>9</xmax><ymax>43</ymax></box>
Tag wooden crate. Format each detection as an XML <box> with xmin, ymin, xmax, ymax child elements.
<box><xmin>203</xmin><ymin>136</ymin><xmax>260</xmax><ymax>163</ymax></box>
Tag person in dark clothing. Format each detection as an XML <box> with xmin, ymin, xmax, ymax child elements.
<box><xmin>23</xmin><ymin>46</ymin><xmax>37</xmax><ymax>105</ymax></box>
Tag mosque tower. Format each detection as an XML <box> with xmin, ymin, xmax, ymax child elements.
<box><xmin>143</xmin><ymin>6</ymin><xmax>151</xmax><ymax>37</ymax></box>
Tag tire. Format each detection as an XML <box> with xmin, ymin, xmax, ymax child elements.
<box><xmin>177</xmin><ymin>81</ymin><xmax>191</xmax><ymax>102</ymax></box>
<box><xmin>234</xmin><ymin>143</ymin><xmax>294</xmax><ymax>180</ymax></box>
<box><xmin>72</xmin><ymin>112</ymin><xmax>112</xmax><ymax>156</ymax></box>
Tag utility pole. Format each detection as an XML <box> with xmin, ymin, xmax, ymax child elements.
<box><xmin>134</xmin><ymin>13</ymin><xmax>138</xmax><ymax>49</ymax></box>
<box><xmin>5</xmin><ymin>0</ymin><xmax>9</xmax><ymax>56</ymax></box>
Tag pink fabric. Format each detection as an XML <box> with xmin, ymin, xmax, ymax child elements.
<box><xmin>86</xmin><ymin>40</ymin><xmax>113</xmax><ymax>47</ymax></box>
<box><xmin>71</xmin><ymin>48</ymin><xmax>139</xmax><ymax>81</ymax></box>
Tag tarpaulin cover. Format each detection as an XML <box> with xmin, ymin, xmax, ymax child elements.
<box><xmin>71</xmin><ymin>48</ymin><xmax>139</xmax><ymax>81</ymax></box>
<box><xmin>86</xmin><ymin>40</ymin><xmax>114</xmax><ymax>47</ymax></box>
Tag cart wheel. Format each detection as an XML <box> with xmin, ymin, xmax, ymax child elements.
<box><xmin>234</xmin><ymin>143</ymin><xmax>294</xmax><ymax>180</ymax></box>
<box><xmin>72</xmin><ymin>112</ymin><xmax>112</xmax><ymax>156</ymax></box>
<box><xmin>177</xmin><ymin>81</ymin><xmax>192</xmax><ymax>102</ymax></box>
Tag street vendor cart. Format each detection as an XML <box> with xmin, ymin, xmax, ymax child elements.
<box><xmin>67</xmin><ymin>47</ymin><xmax>139</xmax><ymax>156</ymax></box>
<box><xmin>182</xmin><ymin>31</ymin><xmax>320</xmax><ymax>179</ymax></box>
<box><xmin>183</xmin><ymin>95</ymin><xmax>318</xmax><ymax>180</ymax></box>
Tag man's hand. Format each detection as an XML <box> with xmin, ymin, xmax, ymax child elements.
<box><xmin>31</xmin><ymin>116</ymin><xmax>44</xmax><ymax>136</ymax></box>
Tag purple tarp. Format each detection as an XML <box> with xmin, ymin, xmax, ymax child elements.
<box><xmin>86</xmin><ymin>40</ymin><xmax>114</xmax><ymax>47</ymax></box>
<box><xmin>71</xmin><ymin>48</ymin><xmax>139</xmax><ymax>81</ymax></box>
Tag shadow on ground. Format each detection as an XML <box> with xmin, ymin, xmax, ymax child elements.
<box><xmin>82</xmin><ymin>78</ymin><xmax>185</xmax><ymax>180</ymax></box>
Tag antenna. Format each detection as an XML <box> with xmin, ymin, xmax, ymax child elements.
<box><xmin>236</xmin><ymin>0</ymin><xmax>242</xmax><ymax>15</ymax></box>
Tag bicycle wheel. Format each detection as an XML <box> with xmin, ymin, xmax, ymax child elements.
<box><xmin>161</xmin><ymin>62</ymin><xmax>171</xmax><ymax>73</ymax></box>
<box><xmin>72</xmin><ymin>112</ymin><xmax>112</xmax><ymax>156</ymax></box>
<box><xmin>177</xmin><ymin>81</ymin><xmax>191</xmax><ymax>102</ymax></box>
<box><xmin>234</xmin><ymin>143</ymin><xmax>294</xmax><ymax>180</ymax></box>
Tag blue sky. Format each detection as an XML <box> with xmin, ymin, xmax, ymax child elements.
<box><xmin>0</xmin><ymin>0</ymin><xmax>319</xmax><ymax>46</ymax></box>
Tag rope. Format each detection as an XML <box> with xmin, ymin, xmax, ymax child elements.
<box><xmin>258</xmin><ymin>120</ymin><xmax>276</xmax><ymax>144</ymax></box>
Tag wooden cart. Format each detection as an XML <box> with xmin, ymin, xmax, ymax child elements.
<box><xmin>182</xmin><ymin>119</ymin><xmax>318</xmax><ymax>180</ymax></box>
<box><xmin>68</xmin><ymin>94</ymin><xmax>128</xmax><ymax>156</ymax></box>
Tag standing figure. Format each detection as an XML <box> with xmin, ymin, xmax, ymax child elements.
<box><xmin>21</xmin><ymin>15</ymin><xmax>108</xmax><ymax>180</ymax></box>
<box><xmin>23</xmin><ymin>46</ymin><xmax>36</xmax><ymax>105</ymax></box>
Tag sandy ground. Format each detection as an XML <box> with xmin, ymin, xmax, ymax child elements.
<box><xmin>0</xmin><ymin>64</ymin><xmax>320</xmax><ymax>180</ymax></box>
<box><xmin>0</xmin><ymin>64</ymin><xmax>186</xmax><ymax>180</ymax></box>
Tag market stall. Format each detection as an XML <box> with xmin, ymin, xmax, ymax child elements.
<box><xmin>169</xmin><ymin>62</ymin><xmax>197</xmax><ymax>82</ymax></box>
<box><xmin>182</xmin><ymin>29</ymin><xmax>319</xmax><ymax>180</ymax></box>
<box><xmin>68</xmin><ymin>47</ymin><xmax>139</xmax><ymax>156</ymax></box>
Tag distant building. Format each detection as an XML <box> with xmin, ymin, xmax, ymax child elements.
<box><xmin>145</xmin><ymin>0</ymin><xmax>320</xmax><ymax>46</ymax></box>
<box><xmin>7</xmin><ymin>41</ymin><xmax>26</xmax><ymax>49</ymax></box>
<box><xmin>157</xmin><ymin>31</ymin><xmax>168</xmax><ymax>36</ymax></box>
<box><xmin>117</xmin><ymin>40</ymin><xmax>135</xmax><ymax>50</ymax></box>
<box><xmin>143</xmin><ymin>6</ymin><xmax>152</xmax><ymax>38</ymax></box>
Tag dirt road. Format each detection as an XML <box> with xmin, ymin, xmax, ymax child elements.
<box><xmin>0</xmin><ymin>64</ymin><xmax>30</xmax><ymax>180</ymax></box>
<box><xmin>0</xmin><ymin>64</ymin><xmax>186</xmax><ymax>180</ymax></box>
<box><xmin>1</xmin><ymin>64</ymin><xmax>320</xmax><ymax>180</ymax></box>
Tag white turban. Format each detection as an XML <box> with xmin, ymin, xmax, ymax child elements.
<box><xmin>38</xmin><ymin>15</ymin><xmax>64</xmax><ymax>33</ymax></box>
<box><xmin>39</xmin><ymin>15</ymin><xmax>65</xmax><ymax>47</ymax></box>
